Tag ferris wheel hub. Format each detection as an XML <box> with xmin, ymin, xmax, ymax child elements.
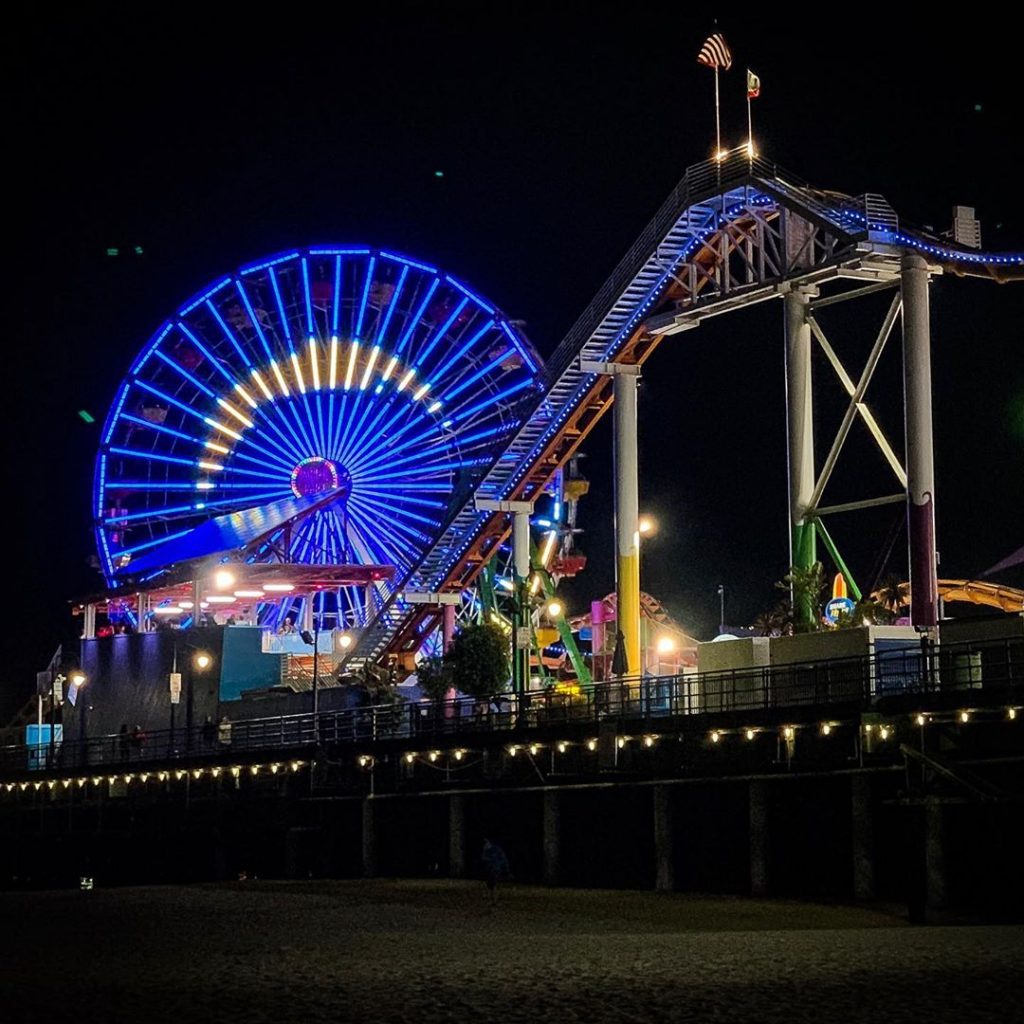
<box><xmin>290</xmin><ymin>456</ymin><xmax>349</xmax><ymax>500</ymax></box>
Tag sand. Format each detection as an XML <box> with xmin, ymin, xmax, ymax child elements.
<box><xmin>2</xmin><ymin>880</ymin><xmax>1021</xmax><ymax>1023</ymax></box>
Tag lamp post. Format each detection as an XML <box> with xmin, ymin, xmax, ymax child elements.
<box><xmin>69</xmin><ymin>673</ymin><xmax>87</xmax><ymax>766</ymax></box>
<box><xmin>718</xmin><ymin>584</ymin><xmax>725</xmax><ymax>635</ymax></box>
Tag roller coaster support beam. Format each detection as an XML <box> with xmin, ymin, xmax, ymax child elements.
<box><xmin>783</xmin><ymin>285</ymin><xmax>819</xmax><ymax>627</ymax></box>
<box><xmin>581</xmin><ymin>361</ymin><xmax>642</xmax><ymax>678</ymax></box>
<box><xmin>476</xmin><ymin>499</ymin><xmax>534</xmax><ymax>694</ymax></box>
<box><xmin>901</xmin><ymin>254</ymin><xmax>939</xmax><ymax>627</ymax></box>
<box><xmin>402</xmin><ymin>591</ymin><xmax>461</xmax><ymax>653</ymax></box>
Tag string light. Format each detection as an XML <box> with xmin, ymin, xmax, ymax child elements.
<box><xmin>557</xmin><ymin>742</ymin><xmax>567</xmax><ymax>754</ymax></box>
<box><xmin>821</xmin><ymin>723</ymin><xmax>832</xmax><ymax>736</ymax></box>
<box><xmin>508</xmin><ymin>745</ymin><xmax>518</xmax><ymax>757</ymax></box>
<box><xmin>453</xmin><ymin>750</ymin><xmax>464</xmax><ymax>761</ymax></box>
<box><xmin>745</xmin><ymin>728</ymin><xmax>756</xmax><ymax>741</ymax></box>
<box><xmin>358</xmin><ymin>755</ymin><xmax>370</xmax><ymax>767</ymax></box>
<box><xmin>915</xmin><ymin>713</ymin><xmax>927</xmax><ymax>726</ymax></box>
<box><xmin>250</xmin><ymin>765</ymin><xmax>260</xmax><ymax>775</ymax></box>
<box><xmin>405</xmin><ymin>753</ymin><xmax>415</xmax><ymax>764</ymax></box>
<box><xmin>230</xmin><ymin>766</ymin><xmax>241</xmax><ymax>778</ymax></box>
<box><xmin>710</xmin><ymin>731</ymin><xmax>721</xmax><ymax>744</ymax></box>
<box><xmin>529</xmin><ymin>744</ymin><xmax>540</xmax><ymax>756</ymax></box>
<box><xmin>643</xmin><ymin>735</ymin><xmax>656</xmax><ymax>748</ymax></box>
<box><xmin>586</xmin><ymin>739</ymin><xmax>597</xmax><ymax>752</ymax></box>
<box><xmin>617</xmin><ymin>737</ymin><xmax>627</xmax><ymax>749</ymax></box>
<box><xmin>1009</xmin><ymin>708</ymin><xmax>1018</xmax><ymax>721</ymax></box>
<box><xmin>879</xmin><ymin>726</ymin><xmax>891</xmax><ymax>740</ymax></box>
<box><xmin>428</xmin><ymin>751</ymin><xmax>439</xmax><ymax>762</ymax></box>
<box><xmin>960</xmin><ymin>710</ymin><xmax>970</xmax><ymax>723</ymax></box>
<box><xmin>783</xmin><ymin>726</ymin><xmax>795</xmax><ymax>740</ymax></box>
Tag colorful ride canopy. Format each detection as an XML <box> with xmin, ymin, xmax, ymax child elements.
<box><xmin>95</xmin><ymin>247</ymin><xmax>542</xmax><ymax>622</ymax></box>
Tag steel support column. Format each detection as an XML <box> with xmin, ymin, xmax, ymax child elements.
<box><xmin>613</xmin><ymin>372</ymin><xmax>641</xmax><ymax>677</ymax></box>
<box><xmin>901</xmin><ymin>254</ymin><xmax>939</xmax><ymax>627</ymax></box>
<box><xmin>513</xmin><ymin>509</ymin><xmax>532</xmax><ymax>695</ymax></box>
<box><xmin>784</xmin><ymin>286</ymin><xmax>817</xmax><ymax>626</ymax></box>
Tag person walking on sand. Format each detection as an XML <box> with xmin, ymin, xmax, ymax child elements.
<box><xmin>481</xmin><ymin>838</ymin><xmax>510</xmax><ymax>906</ymax></box>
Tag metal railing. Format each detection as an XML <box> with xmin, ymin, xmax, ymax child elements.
<box><xmin>3</xmin><ymin>637</ymin><xmax>1020</xmax><ymax>777</ymax></box>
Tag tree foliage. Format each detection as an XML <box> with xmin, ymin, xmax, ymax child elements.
<box><xmin>446</xmin><ymin>622</ymin><xmax>510</xmax><ymax>696</ymax></box>
<box><xmin>416</xmin><ymin>655</ymin><xmax>453</xmax><ymax>702</ymax></box>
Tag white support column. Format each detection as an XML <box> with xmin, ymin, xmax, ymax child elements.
<box><xmin>784</xmin><ymin>286</ymin><xmax>817</xmax><ymax>566</ymax></box>
<box><xmin>614</xmin><ymin>372</ymin><xmax>641</xmax><ymax>678</ymax></box>
<box><xmin>901</xmin><ymin>254</ymin><xmax>939</xmax><ymax>627</ymax></box>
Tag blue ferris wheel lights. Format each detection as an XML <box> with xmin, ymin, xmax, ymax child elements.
<box><xmin>206</xmin><ymin>299</ymin><xmax>253</xmax><ymax>368</ymax></box>
<box><xmin>355</xmin><ymin>255</ymin><xmax>376</xmax><ymax>338</ymax></box>
<box><xmin>267</xmin><ymin>266</ymin><xmax>293</xmax><ymax>346</ymax></box>
<box><xmin>380</xmin><ymin>251</ymin><xmax>436</xmax><ymax>274</ymax></box>
<box><xmin>239</xmin><ymin>251</ymin><xmax>299</xmax><ymax>276</ymax></box>
<box><xmin>177</xmin><ymin>276</ymin><xmax>232</xmax><ymax>317</ymax></box>
<box><xmin>153</xmin><ymin>349</ymin><xmax>216</xmax><ymax>398</ymax></box>
<box><xmin>415</xmin><ymin>297</ymin><xmax>469</xmax><ymax>369</ymax></box>
<box><xmin>445</xmin><ymin>274</ymin><xmax>495</xmax><ymax>315</ymax></box>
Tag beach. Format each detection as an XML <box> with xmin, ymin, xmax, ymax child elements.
<box><xmin>3</xmin><ymin>880</ymin><xmax>1021</xmax><ymax>1023</ymax></box>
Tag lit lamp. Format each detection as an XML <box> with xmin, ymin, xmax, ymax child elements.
<box><xmin>545</xmin><ymin>599</ymin><xmax>563</xmax><ymax>619</ymax></box>
<box><xmin>337</xmin><ymin>633</ymin><xmax>353</xmax><ymax>651</ymax></box>
<box><xmin>194</xmin><ymin>653</ymin><xmax>212</xmax><ymax>671</ymax></box>
<box><xmin>638</xmin><ymin>514</ymin><xmax>657</xmax><ymax>537</ymax></box>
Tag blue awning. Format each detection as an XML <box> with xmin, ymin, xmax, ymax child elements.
<box><xmin>116</xmin><ymin>490</ymin><xmax>344</xmax><ymax>576</ymax></box>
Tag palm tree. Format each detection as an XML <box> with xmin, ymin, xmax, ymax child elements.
<box><xmin>776</xmin><ymin>562</ymin><xmax>826</xmax><ymax>632</ymax></box>
<box><xmin>876</xmin><ymin>573</ymin><xmax>907</xmax><ymax>616</ymax></box>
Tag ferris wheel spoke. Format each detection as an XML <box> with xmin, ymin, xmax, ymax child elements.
<box><xmin>428</xmin><ymin>319</ymin><xmax>496</xmax><ymax>387</ymax></box>
<box><xmin>411</xmin><ymin>297</ymin><xmax>469</xmax><ymax>371</ymax></box>
<box><xmin>347</xmin><ymin>494</ymin><xmax>433</xmax><ymax>548</ymax></box>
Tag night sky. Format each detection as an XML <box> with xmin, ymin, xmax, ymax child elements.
<box><xmin>8</xmin><ymin>10</ymin><xmax>1022</xmax><ymax>716</ymax></box>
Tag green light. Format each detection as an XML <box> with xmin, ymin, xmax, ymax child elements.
<box><xmin>134</xmin><ymin>245</ymin><xmax>144</xmax><ymax>255</ymax></box>
<box><xmin>434</xmin><ymin>170</ymin><xmax>444</xmax><ymax>178</ymax></box>
<box><xmin>974</xmin><ymin>103</ymin><xmax>983</xmax><ymax>112</ymax></box>
<box><xmin>106</xmin><ymin>247</ymin><xmax>119</xmax><ymax>257</ymax></box>
<box><xmin>78</xmin><ymin>410</ymin><xmax>95</xmax><ymax>424</ymax></box>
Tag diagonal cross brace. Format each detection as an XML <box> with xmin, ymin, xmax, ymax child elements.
<box><xmin>809</xmin><ymin>310</ymin><xmax>907</xmax><ymax>489</ymax></box>
<box><xmin>806</xmin><ymin>292</ymin><xmax>903</xmax><ymax>510</ymax></box>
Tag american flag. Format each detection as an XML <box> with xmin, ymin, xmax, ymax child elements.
<box><xmin>697</xmin><ymin>33</ymin><xmax>732</xmax><ymax>71</ymax></box>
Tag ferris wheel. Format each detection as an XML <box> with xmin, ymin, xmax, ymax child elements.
<box><xmin>95</xmin><ymin>246</ymin><xmax>542</xmax><ymax>627</ymax></box>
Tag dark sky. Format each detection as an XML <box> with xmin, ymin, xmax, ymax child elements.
<box><xmin>7</xmin><ymin>9</ymin><xmax>1022</xmax><ymax>715</ymax></box>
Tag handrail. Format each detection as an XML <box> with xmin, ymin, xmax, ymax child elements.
<box><xmin>1</xmin><ymin>637</ymin><xmax>1019</xmax><ymax>778</ymax></box>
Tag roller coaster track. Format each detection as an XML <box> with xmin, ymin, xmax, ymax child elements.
<box><xmin>345</xmin><ymin>148</ymin><xmax>1024</xmax><ymax>667</ymax></box>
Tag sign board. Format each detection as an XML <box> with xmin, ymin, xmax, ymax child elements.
<box><xmin>169</xmin><ymin>672</ymin><xmax>182</xmax><ymax>705</ymax></box>
<box><xmin>515</xmin><ymin>626</ymin><xmax>532</xmax><ymax>649</ymax></box>
<box><xmin>824</xmin><ymin>596</ymin><xmax>856</xmax><ymax>625</ymax></box>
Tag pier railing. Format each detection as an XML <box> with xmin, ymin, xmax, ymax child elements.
<box><xmin>2</xmin><ymin>636</ymin><xmax>1020</xmax><ymax>776</ymax></box>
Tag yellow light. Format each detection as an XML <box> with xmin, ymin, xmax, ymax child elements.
<box><xmin>230</xmin><ymin>766</ymin><xmax>241</xmax><ymax>778</ymax></box>
<box><xmin>358</xmin><ymin>755</ymin><xmax>370</xmax><ymax>767</ymax></box>
<box><xmin>234</xmin><ymin>383</ymin><xmax>258</xmax><ymax>409</ymax></box>
<box><xmin>250</xmin><ymin>765</ymin><xmax>260</xmax><ymax>775</ymax></box>
<box><xmin>217</xmin><ymin>398</ymin><xmax>254</xmax><ymax>428</ymax></box>
<box><xmin>710</xmin><ymin>730</ymin><xmax>720</xmax><ymax>744</ymax></box>
<box><xmin>546</xmin><ymin>599</ymin><xmax>563</xmax><ymax>618</ymax></box>
<box><xmin>540</xmin><ymin>530</ymin><xmax>557</xmax><ymax>567</ymax></box>
<box><xmin>77</xmin><ymin>778</ymin><xmax>86</xmax><ymax>787</ymax></box>
<box><xmin>412</xmin><ymin>382</ymin><xmax>430</xmax><ymax>401</ymax></box>
<box><xmin>405</xmin><ymin>753</ymin><xmax>415</xmax><ymax>764</ymax></box>
<box><xmin>251</xmin><ymin>368</ymin><xmax>275</xmax><ymax>400</ymax></box>
<box><xmin>746</xmin><ymin>140</ymin><xmax>756</xmax><ymax>158</ymax></box>
<box><xmin>557</xmin><ymin>742</ymin><xmax>567</xmax><ymax>753</ymax></box>
<box><xmin>529</xmin><ymin>744</ymin><xmax>539</xmax><ymax>756</ymax></box>
<box><xmin>47</xmin><ymin>780</ymin><xmax>56</xmax><ymax>789</ymax></box>
<box><xmin>270</xmin><ymin>360</ymin><xmax>290</xmax><ymax>396</ymax></box>
<box><xmin>345</xmin><ymin>341</ymin><xmax>360</xmax><ymax>390</ymax></box>
<box><xmin>382</xmin><ymin>355</ymin><xmax>399</xmax><ymax>382</ymax></box>
<box><xmin>192</xmin><ymin>769</ymin><xmax>202</xmax><ymax>780</ymax></box>
<box><xmin>206</xmin><ymin>595</ymin><xmax>235</xmax><ymax>604</ymax></box>
<box><xmin>197</xmin><ymin>461</ymin><xmax>223</xmax><ymax>472</ymax></box>
<box><xmin>821</xmin><ymin>723</ymin><xmax>832</xmax><ymax>736</ymax></box>
<box><xmin>211</xmin><ymin>767</ymin><xmax>221</xmax><ymax>777</ymax></box>
<box><xmin>586</xmin><ymin>739</ymin><xmax>597</xmax><ymax>751</ymax></box>
<box><xmin>716</xmin><ymin>148</ymin><xmax>729</xmax><ymax>161</ymax></box>
<box><xmin>290</xmin><ymin>352</ymin><xmax>306</xmax><ymax>394</ymax></box>
<box><xmin>397</xmin><ymin>368</ymin><xmax>416</xmax><ymax>392</ymax></box>
<box><xmin>960</xmin><ymin>710</ymin><xmax>970</xmax><ymax>724</ymax></box>
<box><xmin>638</xmin><ymin>514</ymin><xmax>656</xmax><ymax>536</ymax></box>
<box><xmin>205</xmin><ymin>417</ymin><xmax>244</xmax><ymax>441</ymax></box>
<box><xmin>337</xmin><ymin>633</ymin><xmax>353</xmax><ymax>651</ymax></box>
<box><xmin>263</xmin><ymin>583</ymin><xmax>295</xmax><ymax>592</ymax></box>
<box><xmin>204</xmin><ymin>440</ymin><xmax>229</xmax><ymax>454</ymax></box>
<box><xmin>361</xmin><ymin>345</ymin><xmax>381</xmax><ymax>390</ymax></box>
<box><xmin>508</xmin><ymin>745</ymin><xmax>518</xmax><ymax>756</ymax></box>
<box><xmin>643</xmin><ymin>735</ymin><xmax>655</xmax><ymax>748</ymax></box>
<box><xmin>308</xmin><ymin>337</ymin><xmax>321</xmax><ymax>390</ymax></box>
<box><xmin>879</xmin><ymin>726</ymin><xmax>890</xmax><ymax>740</ymax></box>
<box><xmin>428</xmin><ymin>751</ymin><xmax>439</xmax><ymax>762</ymax></box>
<box><xmin>915</xmin><ymin>713</ymin><xmax>927</xmax><ymax>727</ymax></box>
<box><xmin>62</xmin><ymin>779</ymin><xmax>70</xmax><ymax>788</ymax></box>
<box><xmin>270</xmin><ymin>764</ymin><xmax>280</xmax><ymax>774</ymax></box>
<box><xmin>453</xmin><ymin>749</ymin><xmax>464</xmax><ymax>761</ymax></box>
<box><xmin>213</xmin><ymin>569</ymin><xmax>236</xmax><ymax>590</ymax></box>
<box><xmin>290</xmin><ymin>761</ymin><xmax>301</xmax><ymax>772</ymax></box>
<box><xmin>70</xmin><ymin>672</ymin><xmax>86</xmax><ymax>687</ymax></box>
<box><xmin>656</xmin><ymin>635</ymin><xmax>675</xmax><ymax>655</ymax></box>
<box><xmin>234</xmin><ymin>589</ymin><xmax>265</xmax><ymax>598</ymax></box>
<box><xmin>617</xmin><ymin>736</ymin><xmax>626</xmax><ymax>749</ymax></box>
<box><xmin>175</xmin><ymin>770</ymin><xmax>186</xmax><ymax>780</ymax></box>
<box><xmin>329</xmin><ymin>336</ymin><xmax>339</xmax><ymax>388</ymax></box>
<box><xmin>745</xmin><ymin>728</ymin><xmax>755</xmax><ymax>741</ymax></box>
<box><xmin>158</xmin><ymin>771</ymin><xmax>168</xmax><ymax>782</ymax></box>
<box><xmin>1009</xmin><ymin>708</ymin><xmax>1018</xmax><ymax>721</ymax></box>
<box><xmin>529</xmin><ymin>574</ymin><xmax>541</xmax><ymax>595</ymax></box>
<box><xmin>783</xmin><ymin>726</ymin><xmax>795</xmax><ymax>740</ymax></box>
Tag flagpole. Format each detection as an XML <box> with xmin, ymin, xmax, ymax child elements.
<box><xmin>714</xmin><ymin>67</ymin><xmax>721</xmax><ymax>157</ymax></box>
<box><xmin>747</xmin><ymin>89</ymin><xmax>752</xmax><ymax>163</ymax></box>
